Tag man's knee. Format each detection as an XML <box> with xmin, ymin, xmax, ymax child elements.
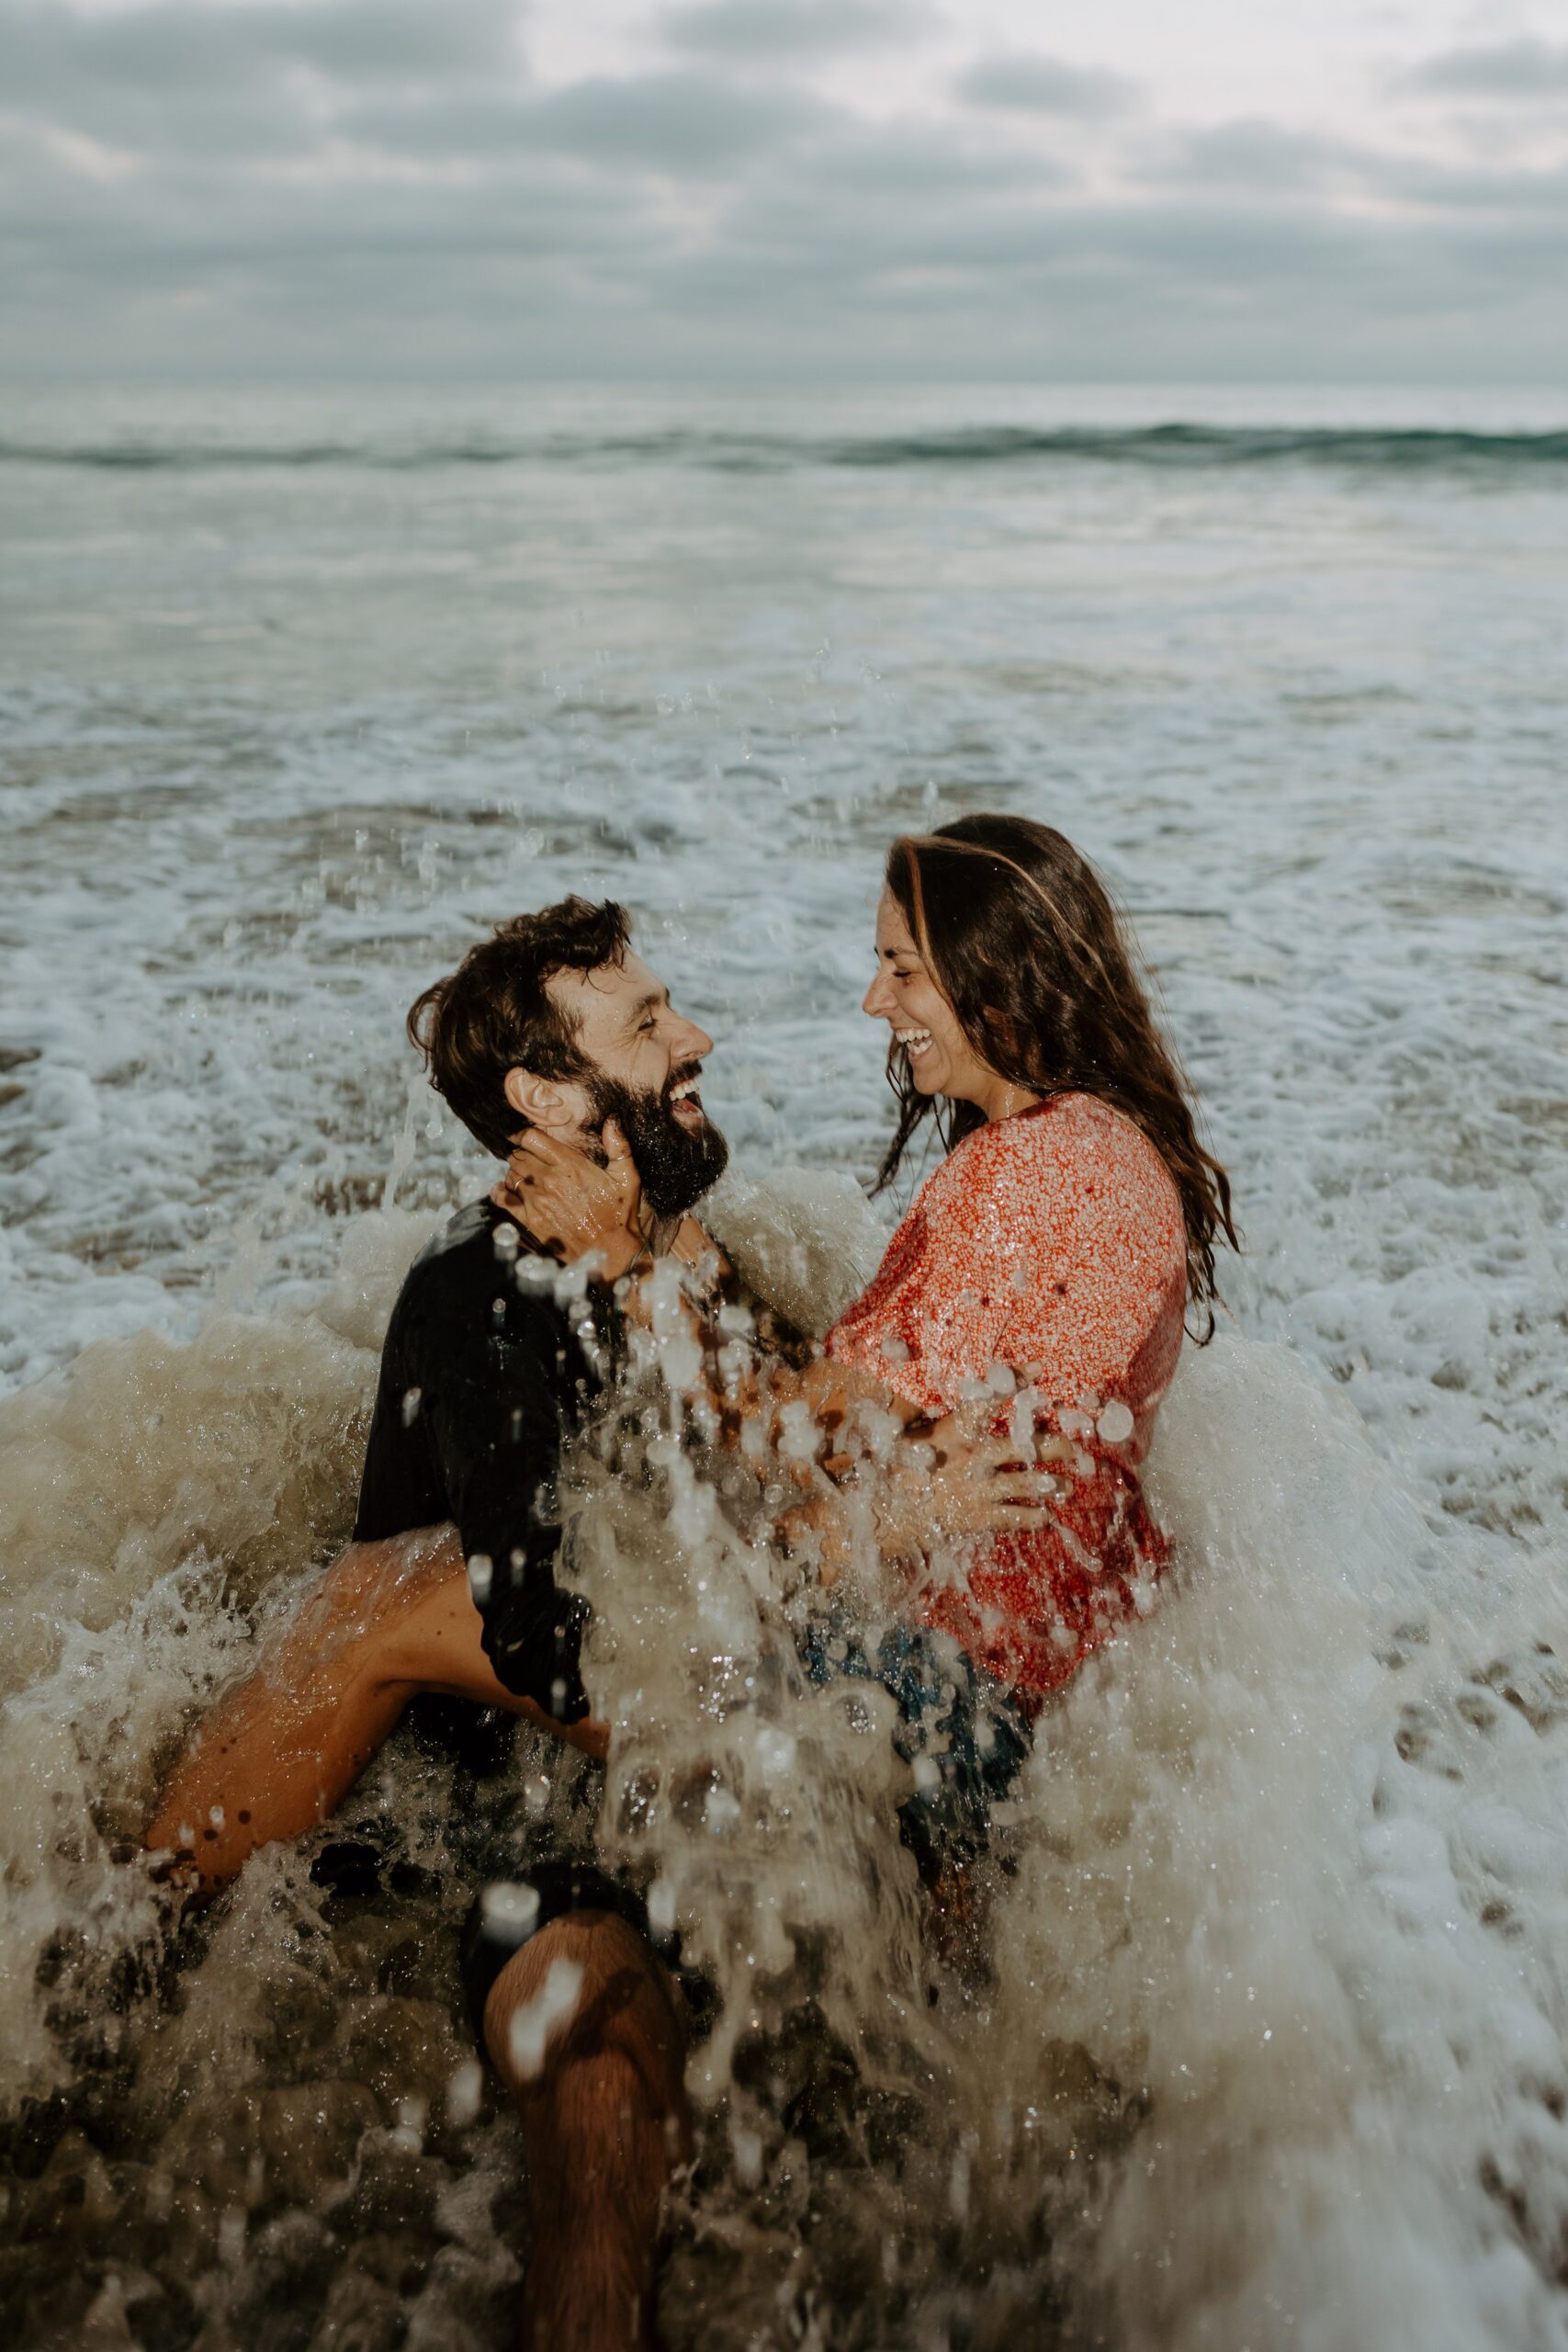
<box><xmin>483</xmin><ymin>1910</ymin><xmax>687</xmax><ymax>2115</ymax></box>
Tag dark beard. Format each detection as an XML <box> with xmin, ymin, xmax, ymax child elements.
<box><xmin>584</xmin><ymin>1065</ymin><xmax>729</xmax><ymax>1222</ymax></box>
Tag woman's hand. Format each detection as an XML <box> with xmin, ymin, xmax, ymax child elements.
<box><xmin>493</xmin><ymin>1119</ymin><xmax>645</xmax><ymax>1278</ymax></box>
<box><xmin>775</xmin><ymin>1419</ymin><xmax>1060</xmax><ymax>1590</ymax></box>
<box><xmin>877</xmin><ymin>1412</ymin><xmax>1066</xmax><ymax>1555</ymax></box>
<box><xmin>923</xmin><ymin>1403</ymin><xmax>1076</xmax><ymax>1478</ymax></box>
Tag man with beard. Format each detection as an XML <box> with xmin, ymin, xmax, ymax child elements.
<box><xmin>148</xmin><ymin>899</ymin><xmax>734</xmax><ymax>2352</ymax></box>
<box><xmin>352</xmin><ymin>896</ymin><xmax>729</xmax><ymax>1719</ymax></box>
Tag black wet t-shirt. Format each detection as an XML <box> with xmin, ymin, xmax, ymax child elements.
<box><xmin>353</xmin><ymin>1199</ymin><xmax>618</xmax><ymax>1722</ymax></box>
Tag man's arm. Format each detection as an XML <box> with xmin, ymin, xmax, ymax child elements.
<box><xmin>144</xmin><ymin>1529</ymin><xmax>608</xmax><ymax>1899</ymax></box>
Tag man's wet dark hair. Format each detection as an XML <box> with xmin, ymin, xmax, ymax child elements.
<box><xmin>407</xmin><ymin>898</ymin><xmax>630</xmax><ymax>1159</ymax></box>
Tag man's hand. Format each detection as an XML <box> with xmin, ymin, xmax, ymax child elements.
<box><xmin>512</xmin><ymin>1698</ymin><xmax>611</xmax><ymax>1766</ymax></box>
<box><xmin>493</xmin><ymin>1118</ymin><xmax>645</xmax><ymax>1278</ymax></box>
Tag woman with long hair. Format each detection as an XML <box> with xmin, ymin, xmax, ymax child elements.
<box><xmin>822</xmin><ymin>811</ymin><xmax>1235</xmax><ymax>1706</ymax></box>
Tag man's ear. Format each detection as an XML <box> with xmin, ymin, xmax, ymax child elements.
<box><xmin>503</xmin><ymin>1067</ymin><xmax>575</xmax><ymax>1132</ymax></box>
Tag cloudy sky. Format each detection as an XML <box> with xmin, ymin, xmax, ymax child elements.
<box><xmin>3</xmin><ymin>0</ymin><xmax>1566</xmax><ymax>379</ymax></box>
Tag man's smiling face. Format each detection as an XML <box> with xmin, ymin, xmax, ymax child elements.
<box><xmin>547</xmin><ymin>948</ymin><xmax>710</xmax><ymax>1125</ymax></box>
<box><xmin>543</xmin><ymin>949</ymin><xmax>729</xmax><ymax>1217</ymax></box>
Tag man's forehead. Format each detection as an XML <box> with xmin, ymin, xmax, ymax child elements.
<box><xmin>547</xmin><ymin>948</ymin><xmax>665</xmax><ymax>1041</ymax></box>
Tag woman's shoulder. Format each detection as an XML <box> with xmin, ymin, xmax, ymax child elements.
<box><xmin>947</xmin><ymin>1091</ymin><xmax>1142</xmax><ymax>1167</ymax></box>
<box><xmin>946</xmin><ymin>1092</ymin><xmax>1180</xmax><ymax>1222</ymax></box>
<box><xmin>1045</xmin><ymin>1088</ymin><xmax>1166</xmax><ymax>1162</ymax></box>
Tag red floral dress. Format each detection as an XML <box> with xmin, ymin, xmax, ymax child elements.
<box><xmin>826</xmin><ymin>1095</ymin><xmax>1187</xmax><ymax>1707</ymax></box>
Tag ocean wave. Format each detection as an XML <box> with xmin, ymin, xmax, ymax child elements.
<box><xmin>3</xmin><ymin>423</ymin><xmax>1567</xmax><ymax>474</ymax></box>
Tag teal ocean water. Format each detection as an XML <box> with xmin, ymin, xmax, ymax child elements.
<box><xmin>1</xmin><ymin>383</ymin><xmax>1565</xmax><ymax>2350</ymax></box>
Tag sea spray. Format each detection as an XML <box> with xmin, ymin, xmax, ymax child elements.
<box><xmin>987</xmin><ymin>1339</ymin><xmax>1568</xmax><ymax>2351</ymax></box>
<box><xmin>3</xmin><ymin>1175</ymin><xmax>1568</xmax><ymax>2348</ymax></box>
<box><xmin>0</xmin><ymin>1174</ymin><xmax>902</xmax><ymax>2343</ymax></box>
<box><xmin>547</xmin><ymin>1194</ymin><xmax>1568</xmax><ymax>2347</ymax></box>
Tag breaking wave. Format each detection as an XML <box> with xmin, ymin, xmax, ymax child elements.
<box><xmin>3</xmin><ymin>423</ymin><xmax>1567</xmax><ymax>476</ymax></box>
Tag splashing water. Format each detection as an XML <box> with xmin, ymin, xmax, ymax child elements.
<box><xmin>3</xmin><ymin>382</ymin><xmax>1567</xmax><ymax>2348</ymax></box>
<box><xmin>6</xmin><ymin>1164</ymin><xmax>1565</xmax><ymax>2351</ymax></box>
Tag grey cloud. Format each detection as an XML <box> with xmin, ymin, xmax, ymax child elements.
<box><xmin>642</xmin><ymin>123</ymin><xmax>1566</xmax><ymax>370</ymax></box>
<box><xmin>1138</xmin><ymin>118</ymin><xmax>1568</xmax><ymax>220</ymax></box>
<box><xmin>257</xmin><ymin>0</ymin><xmax>520</xmax><ymax>84</ymax></box>
<box><xmin>796</xmin><ymin>122</ymin><xmax>1066</xmax><ymax>200</ymax></box>
<box><xmin>2</xmin><ymin>0</ymin><xmax>524</xmax><ymax>161</ymax></box>
<box><xmin>6</xmin><ymin>173</ymin><xmax>1564</xmax><ymax>381</ymax></box>
<box><xmin>527</xmin><ymin>71</ymin><xmax>826</xmax><ymax>174</ymax></box>
<box><xmin>660</xmin><ymin>118</ymin><xmax>1069</xmax><ymax>311</ymax></box>
<box><xmin>713</xmin><ymin>170</ymin><xmax>1348</xmax><ymax>302</ymax></box>
<box><xmin>339</xmin><ymin>70</ymin><xmax>825</xmax><ymax>171</ymax></box>
<box><xmin>6</xmin><ymin>0</ymin><xmax>517</xmax><ymax>98</ymax></box>
<box><xmin>334</xmin><ymin>89</ymin><xmax>539</xmax><ymax>159</ymax></box>
<box><xmin>1375</xmin><ymin>155</ymin><xmax>1568</xmax><ymax>218</ymax></box>
<box><xmin>2</xmin><ymin>0</ymin><xmax>828</xmax><ymax>180</ymax></box>
<box><xmin>0</xmin><ymin>119</ymin><xmax>668</xmax><ymax>369</ymax></box>
<box><xmin>0</xmin><ymin>1</ymin><xmax>1563</xmax><ymax>383</ymax></box>
<box><xmin>660</xmin><ymin>0</ymin><xmax>928</xmax><ymax>62</ymax></box>
<box><xmin>1145</xmin><ymin>120</ymin><xmax>1350</xmax><ymax>195</ymax></box>
<box><xmin>1402</xmin><ymin>39</ymin><xmax>1568</xmax><ymax>100</ymax></box>
<box><xmin>955</xmin><ymin>53</ymin><xmax>1138</xmax><ymax>119</ymax></box>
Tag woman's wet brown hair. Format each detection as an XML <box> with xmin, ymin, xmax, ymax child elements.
<box><xmin>877</xmin><ymin>815</ymin><xmax>1237</xmax><ymax>1337</ymax></box>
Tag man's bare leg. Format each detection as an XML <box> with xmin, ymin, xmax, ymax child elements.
<box><xmin>145</xmin><ymin>1528</ymin><xmax>606</xmax><ymax>1894</ymax></box>
<box><xmin>484</xmin><ymin>1912</ymin><xmax>692</xmax><ymax>2352</ymax></box>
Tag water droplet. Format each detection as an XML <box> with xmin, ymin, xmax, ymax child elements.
<box><xmin>481</xmin><ymin>1880</ymin><xmax>540</xmax><ymax>1939</ymax></box>
<box><xmin>446</xmin><ymin>2059</ymin><xmax>483</xmax><ymax>2128</ymax></box>
<box><xmin>507</xmin><ymin>1955</ymin><xmax>584</xmax><ymax>2079</ymax></box>
<box><xmin>730</xmin><ymin>2123</ymin><xmax>764</xmax><ymax>2188</ymax></box>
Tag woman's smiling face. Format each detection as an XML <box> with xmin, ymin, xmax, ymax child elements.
<box><xmin>863</xmin><ymin>889</ymin><xmax>991</xmax><ymax>1103</ymax></box>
